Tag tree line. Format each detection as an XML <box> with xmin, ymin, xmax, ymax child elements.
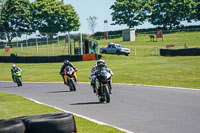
<box><xmin>0</xmin><ymin>0</ymin><xmax>80</xmax><ymax>43</ymax></box>
<box><xmin>110</xmin><ymin>0</ymin><xmax>200</xmax><ymax>29</ymax></box>
<box><xmin>1</xmin><ymin>0</ymin><xmax>200</xmax><ymax>43</ymax></box>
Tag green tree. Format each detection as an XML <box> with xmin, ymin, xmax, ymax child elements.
<box><xmin>148</xmin><ymin>0</ymin><xmax>198</xmax><ymax>29</ymax></box>
<box><xmin>33</xmin><ymin>0</ymin><xmax>80</xmax><ymax>33</ymax></box>
<box><xmin>87</xmin><ymin>16</ymin><xmax>97</xmax><ymax>34</ymax></box>
<box><xmin>110</xmin><ymin>0</ymin><xmax>153</xmax><ymax>28</ymax></box>
<box><xmin>197</xmin><ymin>0</ymin><xmax>200</xmax><ymax>20</ymax></box>
<box><xmin>0</xmin><ymin>0</ymin><xmax>33</xmax><ymax>43</ymax></box>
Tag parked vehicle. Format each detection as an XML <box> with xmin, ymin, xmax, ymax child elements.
<box><xmin>100</xmin><ymin>43</ymin><xmax>130</xmax><ymax>56</ymax></box>
<box><xmin>64</xmin><ymin>66</ymin><xmax>77</xmax><ymax>91</ymax></box>
<box><xmin>94</xmin><ymin>67</ymin><xmax>112</xmax><ymax>103</ymax></box>
<box><xmin>13</xmin><ymin>71</ymin><xmax>22</xmax><ymax>86</ymax></box>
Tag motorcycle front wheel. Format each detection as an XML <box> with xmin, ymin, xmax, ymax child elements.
<box><xmin>104</xmin><ymin>86</ymin><xmax>110</xmax><ymax>103</ymax></box>
<box><xmin>72</xmin><ymin>79</ymin><xmax>76</xmax><ymax>91</ymax></box>
<box><xmin>17</xmin><ymin>77</ymin><xmax>22</xmax><ymax>87</ymax></box>
<box><xmin>69</xmin><ymin>79</ymin><xmax>76</xmax><ymax>91</ymax></box>
<box><xmin>98</xmin><ymin>96</ymin><xmax>105</xmax><ymax>103</ymax></box>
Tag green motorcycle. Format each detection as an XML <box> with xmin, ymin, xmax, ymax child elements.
<box><xmin>13</xmin><ymin>71</ymin><xmax>22</xmax><ymax>86</ymax></box>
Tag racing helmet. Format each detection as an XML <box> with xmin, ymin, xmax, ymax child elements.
<box><xmin>12</xmin><ymin>64</ymin><xmax>16</xmax><ymax>69</ymax></box>
<box><xmin>64</xmin><ymin>60</ymin><xmax>69</xmax><ymax>65</ymax></box>
<box><xmin>97</xmin><ymin>59</ymin><xmax>105</xmax><ymax>67</ymax></box>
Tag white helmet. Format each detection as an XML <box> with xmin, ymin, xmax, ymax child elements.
<box><xmin>97</xmin><ymin>59</ymin><xmax>105</xmax><ymax>67</ymax></box>
<box><xmin>12</xmin><ymin>64</ymin><xmax>16</xmax><ymax>69</ymax></box>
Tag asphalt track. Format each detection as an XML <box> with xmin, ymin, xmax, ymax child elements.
<box><xmin>1</xmin><ymin>81</ymin><xmax>200</xmax><ymax>133</ymax></box>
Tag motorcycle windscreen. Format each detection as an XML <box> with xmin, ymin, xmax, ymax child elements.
<box><xmin>64</xmin><ymin>66</ymin><xmax>73</xmax><ymax>76</ymax></box>
<box><xmin>98</xmin><ymin>72</ymin><xmax>108</xmax><ymax>83</ymax></box>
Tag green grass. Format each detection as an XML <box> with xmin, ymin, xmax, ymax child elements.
<box><xmin>0</xmin><ymin>31</ymin><xmax>200</xmax><ymax>132</ymax></box>
<box><xmin>2</xmin><ymin>31</ymin><xmax>200</xmax><ymax>56</ymax></box>
<box><xmin>0</xmin><ymin>92</ymin><xmax>124</xmax><ymax>133</ymax></box>
<box><xmin>1</xmin><ymin>32</ymin><xmax>200</xmax><ymax>88</ymax></box>
<box><xmin>0</xmin><ymin>53</ymin><xmax>200</xmax><ymax>89</ymax></box>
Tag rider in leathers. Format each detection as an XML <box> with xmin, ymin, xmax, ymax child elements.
<box><xmin>11</xmin><ymin>64</ymin><xmax>22</xmax><ymax>82</ymax></box>
<box><xmin>60</xmin><ymin>60</ymin><xmax>78</xmax><ymax>84</ymax></box>
<box><xmin>89</xmin><ymin>59</ymin><xmax>113</xmax><ymax>94</ymax></box>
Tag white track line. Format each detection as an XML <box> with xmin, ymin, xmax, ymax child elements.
<box><xmin>26</xmin><ymin>97</ymin><xmax>134</xmax><ymax>133</ymax></box>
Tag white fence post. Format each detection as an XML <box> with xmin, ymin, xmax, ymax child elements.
<box><xmin>80</xmin><ymin>33</ymin><xmax>83</xmax><ymax>55</ymax></box>
<box><xmin>15</xmin><ymin>32</ymin><xmax>18</xmax><ymax>52</ymax></box>
<box><xmin>154</xmin><ymin>46</ymin><xmax>158</xmax><ymax>56</ymax></box>
<box><xmin>46</xmin><ymin>33</ymin><xmax>49</xmax><ymax>56</ymax></box>
<box><xmin>21</xmin><ymin>43</ymin><xmax>23</xmax><ymax>52</ymax></box>
<box><xmin>26</xmin><ymin>33</ymin><xmax>28</xmax><ymax>54</ymax></box>
<box><xmin>57</xmin><ymin>35</ymin><xmax>60</xmax><ymax>55</ymax></box>
<box><xmin>134</xmin><ymin>46</ymin><xmax>136</xmax><ymax>56</ymax></box>
<box><xmin>35</xmin><ymin>33</ymin><xmax>38</xmax><ymax>54</ymax></box>
<box><xmin>68</xmin><ymin>33</ymin><xmax>71</xmax><ymax>55</ymax></box>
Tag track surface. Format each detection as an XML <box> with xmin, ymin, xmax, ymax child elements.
<box><xmin>1</xmin><ymin>81</ymin><xmax>200</xmax><ymax>133</ymax></box>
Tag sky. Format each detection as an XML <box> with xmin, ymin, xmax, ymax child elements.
<box><xmin>64</xmin><ymin>0</ymin><xmax>129</xmax><ymax>34</ymax></box>
<box><xmin>29</xmin><ymin>0</ymin><xmax>199</xmax><ymax>34</ymax></box>
<box><xmin>64</xmin><ymin>0</ymin><xmax>200</xmax><ymax>34</ymax></box>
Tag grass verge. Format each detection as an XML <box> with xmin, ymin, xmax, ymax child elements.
<box><xmin>0</xmin><ymin>54</ymin><xmax>200</xmax><ymax>89</ymax></box>
<box><xmin>0</xmin><ymin>92</ymin><xmax>125</xmax><ymax>133</ymax></box>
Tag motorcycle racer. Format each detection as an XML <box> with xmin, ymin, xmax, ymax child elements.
<box><xmin>89</xmin><ymin>59</ymin><xmax>114</xmax><ymax>94</ymax></box>
<box><xmin>60</xmin><ymin>60</ymin><xmax>78</xmax><ymax>84</ymax></box>
<box><xmin>11</xmin><ymin>64</ymin><xmax>22</xmax><ymax>82</ymax></box>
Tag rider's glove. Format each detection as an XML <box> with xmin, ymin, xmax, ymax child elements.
<box><xmin>91</xmin><ymin>75</ymin><xmax>96</xmax><ymax>80</ymax></box>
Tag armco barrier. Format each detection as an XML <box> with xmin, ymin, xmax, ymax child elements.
<box><xmin>160</xmin><ymin>48</ymin><xmax>200</xmax><ymax>56</ymax></box>
<box><xmin>0</xmin><ymin>54</ymin><xmax>102</xmax><ymax>63</ymax></box>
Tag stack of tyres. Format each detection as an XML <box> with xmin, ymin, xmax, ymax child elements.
<box><xmin>0</xmin><ymin>112</ymin><xmax>77</xmax><ymax>133</ymax></box>
<box><xmin>0</xmin><ymin>119</ymin><xmax>25</xmax><ymax>133</ymax></box>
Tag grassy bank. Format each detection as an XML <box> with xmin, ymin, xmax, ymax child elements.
<box><xmin>0</xmin><ymin>92</ymin><xmax>124</xmax><ymax>133</ymax></box>
<box><xmin>0</xmin><ymin>54</ymin><xmax>200</xmax><ymax>89</ymax></box>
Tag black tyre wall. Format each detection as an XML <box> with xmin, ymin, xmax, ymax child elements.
<box><xmin>0</xmin><ymin>54</ymin><xmax>102</xmax><ymax>63</ymax></box>
<box><xmin>16</xmin><ymin>112</ymin><xmax>76</xmax><ymax>133</ymax></box>
<box><xmin>160</xmin><ymin>48</ymin><xmax>200</xmax><ymax>56</ymax></box>
<box><xmin>0</xmin><ymin>119</ymin><xmax>25</xmax><ymax>133</ymax></box>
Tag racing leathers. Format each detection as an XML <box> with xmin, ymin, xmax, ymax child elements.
<box><xmin>11</xmin><ymin>67</ymin><xmax>22</xmax><ymax>82</ymax></box>
<box><xmin>89</xmin><ymin>64</ymin><xmax>114</xmax><ymax>94</ymax></box>
<box><xmin>59</xmin><ymin>62</ymin><xmax>77</xmax><ymax>84</ymax></box>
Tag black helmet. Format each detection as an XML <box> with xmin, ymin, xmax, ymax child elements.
<box><xmin>64</xmin><ymin>60</ymin><xmax>69</xmax><ymax>65</ymax></box>
<box><xmin>97</xmin><ymin>59</ymin><xmax>105</xmax><ymax>67</ymax></box>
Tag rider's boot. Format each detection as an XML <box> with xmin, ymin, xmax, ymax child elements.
<box><xmin>91</xmin><ymin>84</ymin><xmax>96</xmax><ymax>93</ymax></box>
<box><xmin>64</xmin><ymin>79</ymin><xmax>67</xmax><ymax>85</ymax></box>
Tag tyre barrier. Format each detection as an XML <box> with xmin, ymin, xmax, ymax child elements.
<box><xmin>0</xmin><ymin>112</ymin><xmax>77</xmax><ymax>133</ymax></box>
<box><xmin>160</xmin><ymin>48</ymin><xmax>200</xmax><ymax>56</ymax></box>
<box><xmin>0</xmin><ymin>119</ymin><xmax>25</xmax><ymax>133</ymax></box>
<box><xmin>0</xmin><ymin>54</ymin><xmax>102</xmax><ymax>63</ymax></box>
